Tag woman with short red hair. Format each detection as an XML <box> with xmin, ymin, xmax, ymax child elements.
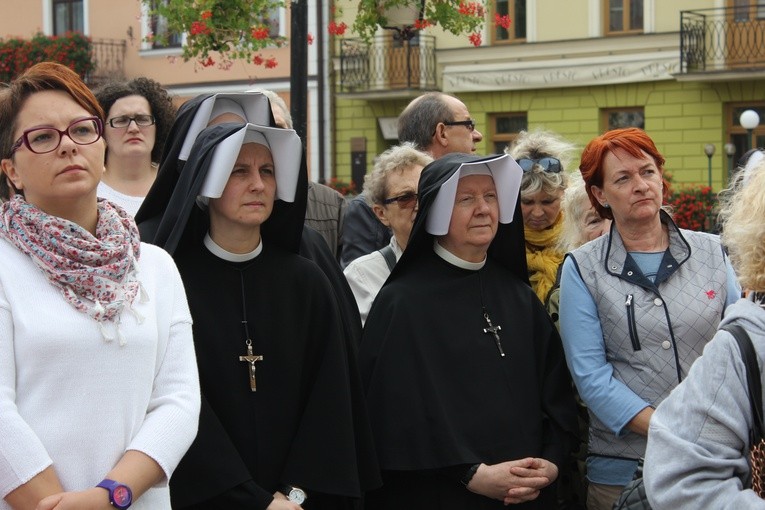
<box><xmin>558</xmin><ymin>128</ymin><xmax>740</xmax><ymax>510</ymax></box>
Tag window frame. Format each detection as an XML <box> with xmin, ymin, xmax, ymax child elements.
<box><xmin>489</xmin><ymin>112</ymin><xmax>528</xmax><ymax>154</ymax></box>
<box><xmin>45</xmin><ymin>0</ymin><xmax>88</xmax><ymax>35</ymax></box>
<box><xmin>491</xmin><ymin>0</ymin><xmax>527</xmax><ymax>45</ymax></box>
<box><xmin>604</xmin><ymin>0</ymin><xmax>644</xmax><ymax>36</ymax></box>
<box><xmin>600</xmin><ymin>107</ymin><xmax>645</xmax><ymax>132</ymax></box>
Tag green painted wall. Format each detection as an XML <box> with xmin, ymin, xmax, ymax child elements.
<box><xmin>334</xmin><ymin>79</ymin><xmax>765</xmax><ymax>190</ymax></box>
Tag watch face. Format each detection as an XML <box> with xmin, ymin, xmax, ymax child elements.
<box><xmin>113</xmin><ymin>485</ymin><xmax>132</xmax><ymax>507</ymax></box>
<box><xmin>288</xmin><ymin>488</ymin><xmax>306</xmax><ymax>504</ymax></box>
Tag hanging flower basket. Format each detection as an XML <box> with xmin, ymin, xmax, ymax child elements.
<box><xmin>349</xmin><ymin>0</ymin><xmax>510</xmax><ymax>46</ymax></box>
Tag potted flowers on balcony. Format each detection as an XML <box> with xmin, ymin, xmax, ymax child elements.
<box><xmin>347</xmin><ymin>0</ymin><xmax>510</xmax><ymax>46</ymax></box>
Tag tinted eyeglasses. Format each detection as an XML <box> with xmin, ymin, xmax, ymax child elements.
<box><xmin>382</xmin><ymin>191</ymin><xmax>418</xmax><ymax>209</ymax></box>
<box><xmin>443</xmin><ymin>119</ymin><xmax>476</xmax><ymax>132</ymax></box>
<box><xmin>9</xmin><ymin>117</ymin><xmax>103</xmax><ymax>156</ymax></box>
<box><xmin>516</xmin><ymin>157</ymin><xmax>563</xmax><ymax>173</ymax></box>
<box><xmin>108</xmin><ymin>114</ymin><xmax>156</xmax><ymax>129</ymax></box>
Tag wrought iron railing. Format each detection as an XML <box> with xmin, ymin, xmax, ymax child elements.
<box><xmin>86</xmin><ymin>38</ymin><xmax>127</xmax><ymax>86</ymax></box>
<box><xmin>680</xmin><ymin>6</ymin><xmax>765</xmax><ymax>73</ymax></box>
<box><xmin>339</xmin><ymin>34</ymin><xmax>436</xmax><ymax>93</ymax></box>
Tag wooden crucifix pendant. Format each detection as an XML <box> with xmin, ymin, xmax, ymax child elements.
<box><xmin>239</xmin><ymin>339</ymin><xmax>264</xmax><ymax>391</ymax></box>
<box><xmin>483</xmin><ymin>311</ymin><xmax>506</xmax><ymax>357</ymax></box>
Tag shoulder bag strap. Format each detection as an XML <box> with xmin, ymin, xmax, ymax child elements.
<box><xmin>724</xmin><ymin>324</ymin><xmax>765</xmax><ymax>443</ymax></box>
<box><xmin>378</xmin><ymin>245</ymin><xmax>397</xmax><ymax>272</ymax></box>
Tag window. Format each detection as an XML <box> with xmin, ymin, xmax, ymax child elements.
<box><xmin>605</xmin><ymin>0</ymin><xmax>643</xmax><ymax>35</ymax></box>
<box><xmin>492</xmin><ymin>0</ymin><xmax>526</xmax><ymax>44</ymax></box>
<box><xmin>490</xmin><ymin>113</ymin><xmax>528</xmax><ymax>153</ymax></box>
<box><xmin>143</xmin><ymin>0</ymin><xmax>182</xmax><ymax>50</ymax></box>
<box><xmin>601</xmin><ymin>108</ymin><xmax>645</xmax><ymax>131</ymax></box>
<box><xmin>52</xmin><ymin>0</ymin><xmax>84</xmax><ymax>35</ymax></box>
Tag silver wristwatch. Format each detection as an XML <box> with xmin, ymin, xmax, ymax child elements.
<box><xmin>281</xmin><ymin>484</ymin><xmax>307</xmax><ymax>504</ymax></box>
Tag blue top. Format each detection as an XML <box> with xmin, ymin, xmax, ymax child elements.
<box><xmin>559</xmin><ymin>251</ymin><xmax>740</xmax><ymax>485</ymax></box>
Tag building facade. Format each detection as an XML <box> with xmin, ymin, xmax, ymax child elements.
<box><xmin>333</xmin><ymin>0</ymin><xmax>765</xmax><ymax>189</ymax></box>
<box><xmin>0</xmin><ymin>0</ymin><xmax>334</xmax><ymax>182</ymax></box>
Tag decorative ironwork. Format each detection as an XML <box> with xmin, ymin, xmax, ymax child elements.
<box><xmin>680</xmin><ymin>6</ymin><xmax>765</xmax><ymax>74</ymax></box>
<box><xmin>339</xmin><ymin>35</ymin><xmax>436</xmax><ymax>93</ymax></box>
<box><xmin>86</xmin><ymin>38</ymin><xmax>127</xmax><ymax>86</ymax></box>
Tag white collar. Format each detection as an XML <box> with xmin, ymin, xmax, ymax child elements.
<box><xmin>433</xmin><ymin>239</ymin><xmax>486</xmax><ymax>270</ymax></box>
<box><xmin>204</xmin><ymin>232</ymin><xmax>262</xmax><ymax>262</ymax></box>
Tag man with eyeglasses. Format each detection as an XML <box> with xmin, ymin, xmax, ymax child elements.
<box><xmin>340</xmin><ymin>93</ymin><xmax>484</xmax><ymax>269</ymax></box>
<box><xmin>397</xmin><ymin>92</ymin><xmax>483</xmax><ymax>159</ymax></box>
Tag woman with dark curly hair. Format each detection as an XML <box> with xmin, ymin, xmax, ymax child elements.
<box><xmin>94</xmin><ymin>77</ymin><xmax>176</xmax><ymax>216</ymax></box>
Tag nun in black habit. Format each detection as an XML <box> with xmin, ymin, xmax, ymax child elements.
<box><xmin>359</xmin><ymin>153</ymin><xmax>579</xmax><ymax>509</ymax></box>
<box><xmin>136</xmin><ymin>92</ymin><xmax>364</xmax><ymax>343</ymax></box>
<box><xmin>142</xmin><ymin>121</ymin><xmax>378</xmax><ymax>510</ymax></box>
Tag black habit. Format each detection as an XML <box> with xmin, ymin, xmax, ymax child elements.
<box><xmin>359</xmin><ymin>153</ymin><xmax>578</xmax><ymax>509</ymax></box>
<box><xmin>139</xmin><ymin>123</ymin><xmax>379</xmax><ymax>509</ymax></box>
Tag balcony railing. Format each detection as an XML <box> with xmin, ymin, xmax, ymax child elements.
<box><xmin>339</xmin><ymin>34</ymin><xmax>436</xmax><ymax>94</ymax></box>
<box><xmin>680</xmin><ymin>6</ymin><xmax>765</xmax><ymax>74</ymax></box>
<box><xmin>86</xmin><ymin>38</ymin><xmax>127</xmax><ymax>86</ymax></box>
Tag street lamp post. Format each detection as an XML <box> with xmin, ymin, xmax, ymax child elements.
<box><xmin>724</xmin><ymin>142</ymin><xmax>737</xmax><ymax>183</ymax></box>
<box><xmin>740</xmin><ymin>109</ymin><xmax>761</xmax><ymax>152</ymax></box>
<box><xmin>704</xmin><ymin>144</ymin><xmax>716</xmax><ymax>188</ymax></box>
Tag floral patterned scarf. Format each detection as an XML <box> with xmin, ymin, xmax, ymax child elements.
<box><xmin>0</xmin><ymin>195</ymin><xmax>144</xmax><ymax>344</ymax></box>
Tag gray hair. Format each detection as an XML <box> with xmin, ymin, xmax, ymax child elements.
<box><xmin>249</xmin><ymin>88</ymin><xmax>292</xmax><ymax>129</ymax></box>
<box><xmin>363</xmin><ymin>142</ymin><xmax>434</xmax><ymax>206</ymax></box>
<box><xmin>507</xmin><ymin>129</ymin><xmax>576</xmax><ymax>197</ymax></box>
<box><xmin>397</xmin><ymin>92</ymin><xmax>454</xmax><ymax>151</ymax></box>
<box><xmin>557</xmin><ymin>172</ymin><xmax>593</xmax><ymax>252</ymax></box>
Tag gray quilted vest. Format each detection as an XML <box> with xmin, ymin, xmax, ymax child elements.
<box><xmin>569</xmin><ymin>211</ymin><xmax>730</xmax><ymax>460</ymax></box>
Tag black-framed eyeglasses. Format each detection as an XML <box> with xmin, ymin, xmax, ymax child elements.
<box><xmin>516</xmin><ymin>157</ymin><xmax>563</xmax><ymax>174</ymax></box>
<box><xmin>108</xmin><ymin>114</ymin><xmax>156</xmax><ymax>129</ymax></box>
<box><xmin>442</xmin><ymin>119</ymin><xmax>476</xmax><ymax>132</ymax></box>
<box><xmin>9</xmin><ymin>117</ymin><xmax>104</xmax><ymax>156</ymax></box>
<box><xmin>382</xmin><ymin>191</ymin><xmax>418</xmax><ymax>209</ymax></box>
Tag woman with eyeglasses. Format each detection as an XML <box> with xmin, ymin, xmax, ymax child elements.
<box><xmin>94</xmin><ymin>77</ymin><xmax>176</xmax><ymax>216</ymax></box>
<box><xmin>507</xmin><ymin>130</ymin><xmax>576</xmax><ymax>304</ymax></box>
<box><xmin>0</xmin><ymin>62</ymin><xmax>199</xmax><ymax>510</ymax></box>
<box><xmin>558</xmin><ymin>128</ymin><xmax>740</xmax><ymax>510</ymax></box>
<box><xmin>343</xmin><ymin>143</ymin><xmax>433</xmax><ymax>325</ymax></box>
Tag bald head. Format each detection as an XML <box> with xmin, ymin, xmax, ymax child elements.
<box><xmin>397</xmin><ymin>92</ymin><xmax>482</xmax><ymax>159</ymax></box>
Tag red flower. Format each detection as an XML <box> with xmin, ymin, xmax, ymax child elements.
<box><xmin>265</xmin><ymin>57</ymin><xmax>277</xmax><ymax>69</ymax></box>
<box><xmin>200</xmin><ymin>56</ymin><xmax>215</xmax><ymax>67</ymax></box>
<box><xmin>458</xmin><ymin>2</ymin><xmax>481</xmax><ymax>16</ymax></box>
<box><xmin>190</xmin><ymin>21</ymin><xmax>211</xmax><ymax>36</ymax></box>
<box><xmin>251</xmin><ymin>26</ymin><xmax>270</xmax><ymax>40</ymax></box>
<box><xmin>307</xmin><ymin>33</ymin><xmax>314</xmax><ymax>45</ymax></box>
<box><xmin>705</xmin><ymin>290</ymin><xmax>717</xmax><ymax>299</ymax></box>
<box><xmin>414</xmin><ymin>19</ymin><xmax>433</xmax><ymax>30</ymax></box>
<box><xmin>200</xmin><ymin>10</ymin><xmax>212</xmax><ymax>19</ymax></box>
<box><xmin>328</xmin><ymin>21</ymin><xmax>347</xmax><ymax>36</ymax></box>
<box><xmin>495</xmin><ymin>14</ymin><xmax>512</xmax><ymax>29</ymax></box>
<box><xmin>468</xmin><ymin>32</ymin><xmax>482</xmax><ymax>46</ymax></box>
<box><xmin>252</xmin><ymin>54</ymin><xmax>264</xmax><ymax>65</ymax></box>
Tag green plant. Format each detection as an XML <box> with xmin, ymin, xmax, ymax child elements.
<box><xmin>348</xmin><ymin>0</ymin><xmax>510</xmax><ymax>45</ymax></box>
<box><xmin>667</xmin><ymin>184</ymin><xmax>718</xmax><ymax>233</ymax></box>
<box><xmin>145</xmin><ymin>0</ymin><xmax>287</xmax><ymax>68</ymax></box>
<box><xmin>0</xmin><ymin>32</ymin><xmax>94</xmax><ymax>83</ymax></box>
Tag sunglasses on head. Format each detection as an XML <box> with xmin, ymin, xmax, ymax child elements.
<box><xmin>516</xmin><ymin>157</ymin><xmax>563</xmax><ymax>173</ymax></box>
<box><xmin>382</xmin><ymin>191</ymin><xmax>418</xmax><ymax>209</ymax></box>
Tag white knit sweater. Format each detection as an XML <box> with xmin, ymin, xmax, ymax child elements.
<box><xmin>0</xmin><ymin>239</ymin><xmax>200</xmax><ymax>510</ymax></box>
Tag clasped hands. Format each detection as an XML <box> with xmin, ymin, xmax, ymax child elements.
<box><xmin>466</xmin><ymin>457</ymin><xmax>558</xmax><ymax>505</ymax></box>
